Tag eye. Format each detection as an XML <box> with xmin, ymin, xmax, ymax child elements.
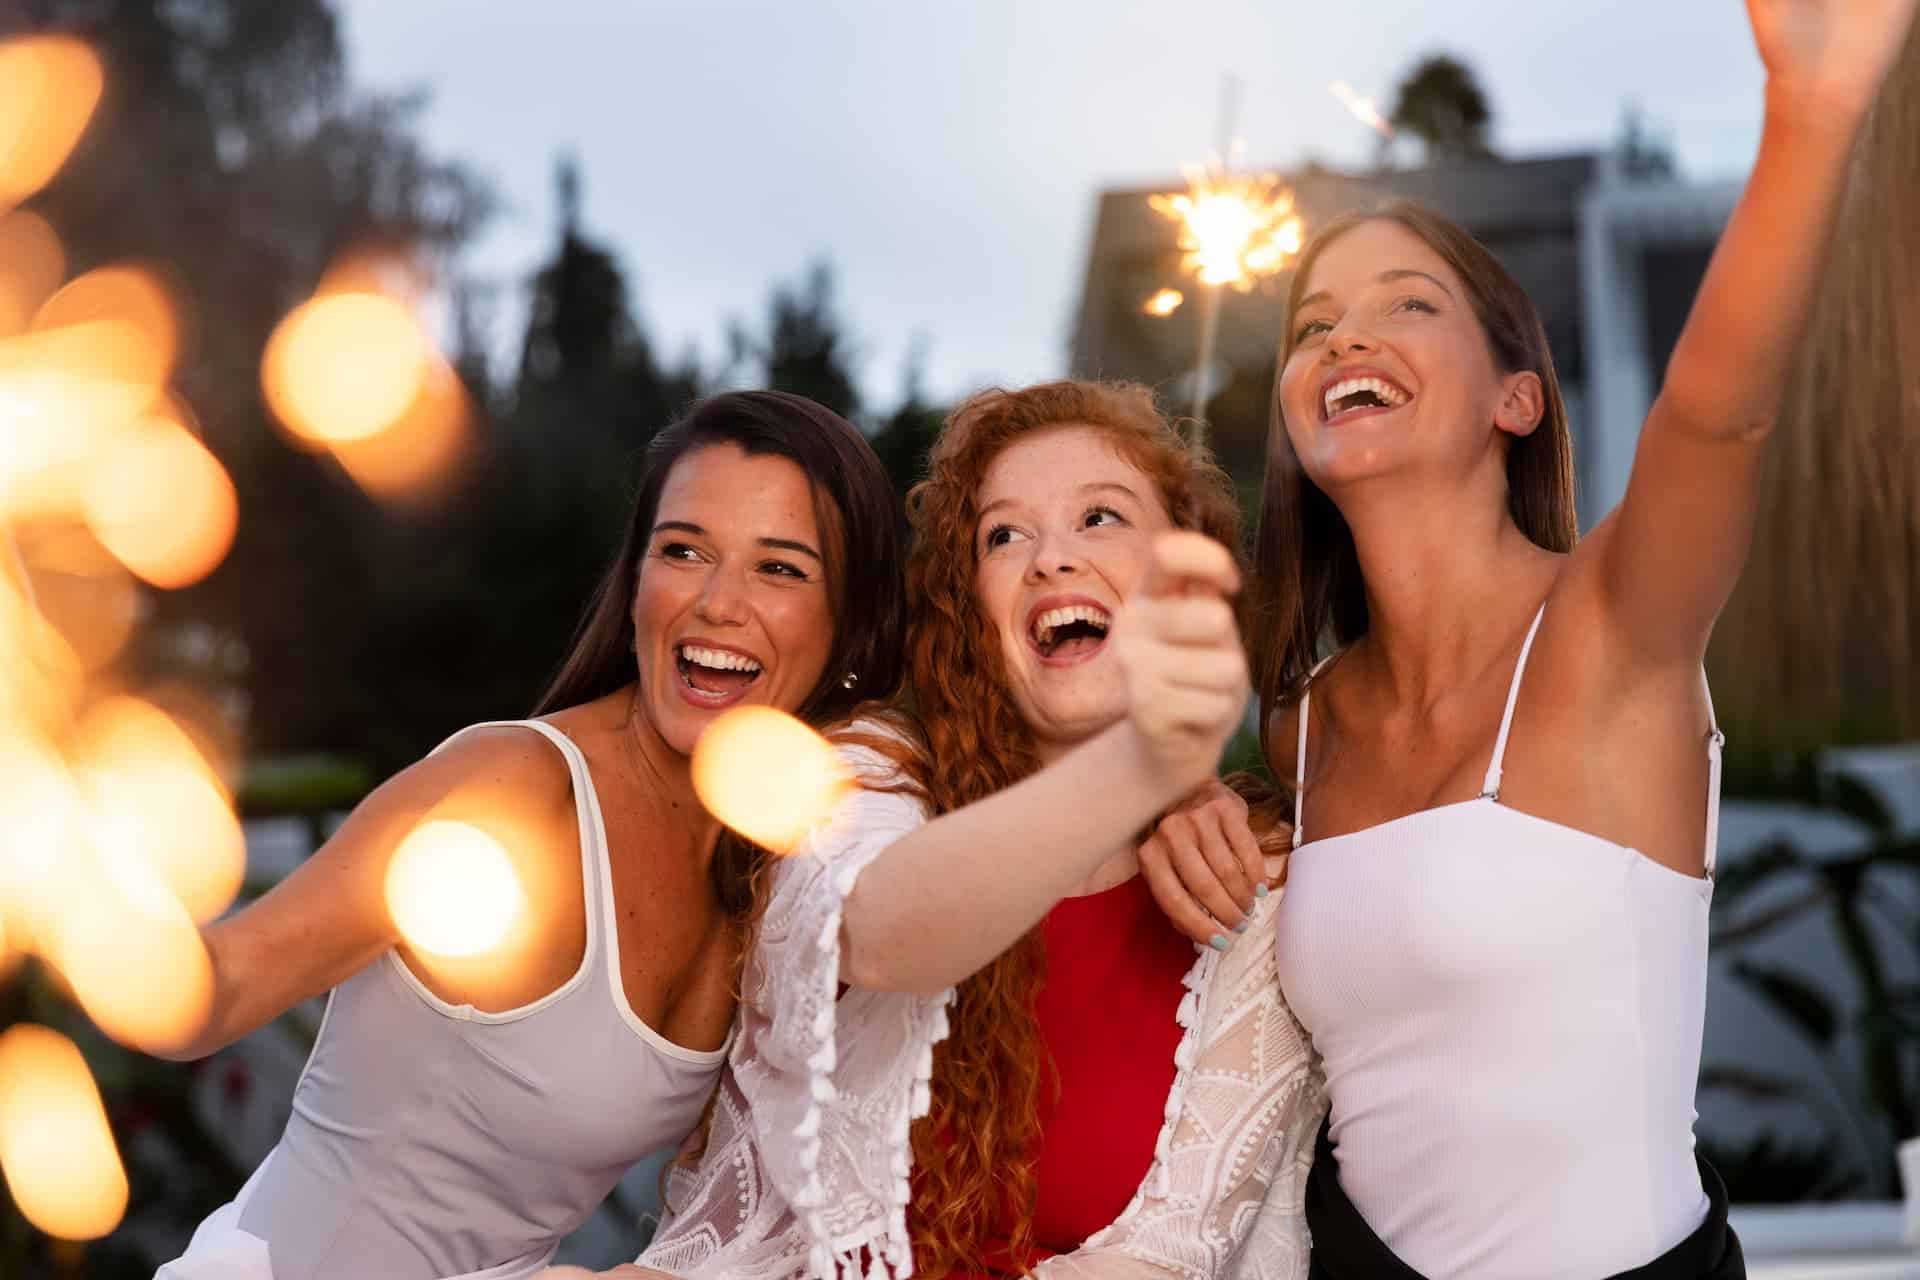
<box><xmin>759</xmin><ymin>559</ymin><xmax>809</xmax><ymax>580</ymax></box>
<box><xmin>657</xmin><ymin>541</ymin><xmax>703</xmax><ymax>563</ymax></box>
<box><xmin>1293</xmin><ymin>318</ymin><xmax>1332</xmax><ymax>344</ymax></box>
<box><xmin>982</xmin><ymin>523</ymin><xmax>1029</xmax><ymax>553</ymax></box>
<box><xmin>1393</xmin><ymin>296</ymin><xmax>1437</xmax><ymax>315</ymax></box>
<box><xmin>1083</xmin><ymin>505</ymin><xmax>1127</xmax><ymax>529</ymax></box>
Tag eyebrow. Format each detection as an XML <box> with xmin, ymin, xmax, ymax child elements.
<box><xmin>1296</xmin><ymin>268</ymin><xmax>1456</xmax><ymax>314</ymax></box>
<box><xmin>651</xmin><ymin>520</ymin><xmax>823</xmax><ymax>562</ymax></box>
<box><xmin>977</xmin><ymin>480</ymin><xmax>1142</xmax><ymax>523</ymax></box>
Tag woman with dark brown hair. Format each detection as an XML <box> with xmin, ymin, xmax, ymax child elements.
<box><xmin>572</xmin><ymin>380</ymin><xmax>1319</xmax><ymax>1280</ymax></box>
<box><xmin>157</xmin><ymin>391</ymin><xmax>906</xmax><ymax>1280</ymax></box>
<box><xmin>1140</xmin><ymin>3</ymin><xmax>1918</xmax><ymax>1278</ymax></box>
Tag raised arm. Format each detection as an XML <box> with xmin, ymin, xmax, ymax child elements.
<box><xmin>1593</xmin><ymin>0</ymin><xmax>1918</xmax><ymax>664</ymax></box>
<box><xmin>156</xmin><ymin>726</ymin><xmax>574</xmax><ymax>1060</ymax></box>
<box><xmin>841</xmin><ymin>532</ymin><xmax>1249</xmax><ymax>995</ymax></box>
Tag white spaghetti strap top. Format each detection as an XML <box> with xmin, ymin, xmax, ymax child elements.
<box><xmin>169</xmin><ymin>720</ymin><xmax>730</xmax><ymax>1280</ymax></box>
<box><xmin>1276</xmin><ymin>607</ymin><xmax>1720</xmax><ymax>1280</ymax></box>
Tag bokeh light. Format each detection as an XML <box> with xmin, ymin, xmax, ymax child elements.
<box><xmin>385</xmin><ymin>821</ymin><xmax>526</xmax><ymax>958</ymax></box>
<box><xmin>262</xmin><ymin>291</ymin><xmax>430</xmax><ymax>444</ymax></box>
<box><xmin>83</xmin><ymin>411</ymin><xmax>238</xmax><ymax>589</ymax></box>
<box><xmin>0</xmin><ymin>1025</ymin><xmax>128</xmax><ymax>1241</ymax></box>
<box><xmin>0</xmin><ymin>35</ymin><xmax>105</xmax><ymax>209</ymax></box>
<box><xmin>0</xmin><ymin>210</ymin><xmax>66</xmax><ymax>338</ymax></box>
<box><xmin>70</xmin><ymin>696</ymin><xmax>244</xmax><ymax>926</ymax></box>
<box><xmin>691</xmin><ymin>705</ymin><xmax>851</xmax><ymax>855</ymax></box>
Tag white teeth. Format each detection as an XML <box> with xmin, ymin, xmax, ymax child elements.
<box><xmin>679</xmin><ymin>644</ymin><xmax>762</xmax><ymax>674</ymax></box>
<box><xmin>1323</xmin><ymin>376</ymin><xmax>1410</xmax><ymax>419</ymax></box>
<box><xmin>1031</xmin><ymin>604</ymin><xmax>1113</xmax><ymax>646</ymax></box>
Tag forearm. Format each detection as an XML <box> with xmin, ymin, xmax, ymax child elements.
<box><xmin>841</xmin><ymin>721</ymin><xmax>1177</xmax><ymax>993</ymax></box>
<box><xmin>1659</xmin><ymin>92</ymin><xmax>1865</xmax><ymax>440</ymax></box>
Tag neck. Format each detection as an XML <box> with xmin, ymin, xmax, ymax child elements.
<box><xmin>1335</xmin><ymin>465</ymin><xmax>1557</xmax><ymax>710</ymax></box>
<box><xmin>619</xmin><ymin>689</ymin><xmax>723</xmax><ymax>854</ymax></box>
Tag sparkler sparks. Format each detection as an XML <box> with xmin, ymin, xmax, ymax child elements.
<box><xmin>1330</xmin><ymin>81</ymin><xmax>1395</xmax><ymax>138</ymax></box>
<box><xmin>1148</xmin><ymin>169</ymin><xmax>1304</xmax><ymax>293</ymax></box>
<box><xmin>1141</xmin><ymin>288</ymin><xmax>1185</xmax><ymax>317</ymax></box>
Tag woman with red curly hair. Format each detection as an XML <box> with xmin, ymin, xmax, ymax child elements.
<box><xmin>552</xmin><ymin>381</ymin><xmax>1320</xmax><ymax>1280</ymax></box>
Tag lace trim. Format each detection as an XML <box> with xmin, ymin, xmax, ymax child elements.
<box><xmin>788</xmin><ymin>849</ymin><xmax>954</xmax><ymax>1280</ymax></box>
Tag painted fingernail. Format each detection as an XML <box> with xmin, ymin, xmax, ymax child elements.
<box><xmin>1232</xmin><ymin>920</ymin><xmax>1250</xmax><ymax>934</ymax></box>
<box><xmin>1254</xmin><ymin>883</ymin><xmax>1270</xmax><ymax>899</ymax></box>
<box><xmin>1210</xmin><ymin>934</ymin><xmax>1232</xmax><ymax>952</ymax></box>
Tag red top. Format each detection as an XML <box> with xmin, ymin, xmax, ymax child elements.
<box><xmin>942</xmin><ymin>873</ymin><xmax>1195</xmax><ymax>1278</ymax></box>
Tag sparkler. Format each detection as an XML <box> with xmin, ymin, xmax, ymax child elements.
<box><xmin>1148</xmin><ymin>169</ymin><xmax>1305</xmax><ymax>446</ymax></box>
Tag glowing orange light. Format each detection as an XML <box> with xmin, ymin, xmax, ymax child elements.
<box><xmin>262</xmin><ymin>292</ymin><xmax>430</xmax><ymax>444</ymax></box>
<box><xmin>1149</xmin><ymin>171</ymin><xmax>1305</xmax><ymax>291</ymax></box>
<box><xmin>71</xmin><ymin>696</ymin><xmax>244</xmax><ymax>925</ymax></box>
<box><xmin>691</xmin><ymin>706</ymin><xmax>851</xmax><ymax>855</ymax></box>
<box><xmin>0</xmin><ymin>1025</ymin><xmax>127</xmax><ymax>1241</ymax></box>
<box><xmin>0</xmin><ymin>729</ymin><xmax>86</xmax><ymax>952</ymax></box>
<box><xmin>386</xmin><ymin>821</ymin><xmax>525</xmax><ymax>958</ymax></box>
<box><xmin>11</xmin><ymin>534</ymin><xmax>139</xmax><ymax>671</ymax></box>
<box><xmin>84</xmin><ymin>412</ymin><xmax>237</xmax><ymax>588</ymax></box>
<box><xmin>329</xmin><ymin>354</ymin><xmax>472</xmax><ymax>500</ymax></box>
<box><xmin>1142</xmin><ymin>288</ymin><xmax>1185</xmax><ymax>318</ymax></box>
<box><xmin>0</xmin><ymin>210</ymin><xmax>65</xmax><ymax>338</ymax></box>
<box><xmin>1330</xmin><ymin>82</ymin><xmax>1395</xmax><ymax>138</ymax></box>
<box><xmin>0</xmin><ymin>35</ymin><xmax>105</xmax><ymax>209</ymax></box>
<box><xmin>34</xmin><ymin>264</ymin><xmax>181</xmax><ymax>390</ymax></box>
<box><xmin>49</xmin><ymin>859</ymin><xmax>214</xmax><ymax>1052</ymax></box>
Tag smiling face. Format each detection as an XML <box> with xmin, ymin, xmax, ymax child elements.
<box><xmin>629</xmin><ymin>443</ymin><xmax>836</xmax><ymax>757</ymax></box>
<box><xmin>970</xmin><ymin>424</ymin><xmax>1174</xmax><ymax>756</ymax></box>
<box><xmin>1277</xmin><ymin>218</ymin><xmax>1543</xmax><ymax>493</ymax></box>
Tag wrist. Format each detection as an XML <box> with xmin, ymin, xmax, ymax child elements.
<box><xmin>1762</xmin><ymin>78</ymin><xmax>1875</xmax><ymax>142</ymax></box>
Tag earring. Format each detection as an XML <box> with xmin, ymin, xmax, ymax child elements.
<box><xmin>841</xmin><ymin>671</ymin><xmax>859</xmax><ymax>690</ymax></box>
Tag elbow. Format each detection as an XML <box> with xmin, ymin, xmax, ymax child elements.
<box><xmin>839</xmin><ymin>919</ymin><xmax>950</xmax><ymax>998</ymax></box>
<box><xmin>1655</xmin><ymin>372</ymin><xmax>1777</xmax><ymax>447</ymax></box>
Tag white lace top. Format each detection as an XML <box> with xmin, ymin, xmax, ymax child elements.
<box><xmin>640</xmin><ymin>733</ymin><xmax>1326</xmax><ymax>1280</ymax></box>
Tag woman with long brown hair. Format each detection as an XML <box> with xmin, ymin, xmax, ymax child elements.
<box><xmin>1139</xmin><ymin>3</ymin><xmax>1919</xmax><ymax>1278</ymax></box>
<box><xmin>573</xmin><ymin>381</ymin><xmax>1318</xmax><ymax>1280</ymax></box>
<box><xmin>157</xmin><ymin>391</ymin><xmax>906</xmax><ymax>1280</ymax></box>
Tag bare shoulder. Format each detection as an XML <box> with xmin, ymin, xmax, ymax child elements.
<box><xmin>375</xmin><ymin>723</ymin><xmax>578</xmax><ymax>823</ymax></box>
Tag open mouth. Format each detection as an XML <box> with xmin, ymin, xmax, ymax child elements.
<box><xmin>1322</xmin><ymin>375</ymin><xmax>1411</xmax><ymax>424</ymax></box>
<box><xmin>1028</xmin><ymin>603</ymin><xmax>1112</xmax><ymax>662</ymax></box>
<box><xmin>675</xmin><ymin>642</ymin><xmax>763</xmax><ymax>703</ymax></box>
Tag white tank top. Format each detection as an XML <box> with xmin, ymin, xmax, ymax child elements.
<box><xmin>229</xmin><ymin>720</ymin><xmax>731</xmax><ymax>1280</ymax></box>
<box><xmin>1274</xmin><ymin>608</ymin><xmax>1719</xmax><ymax>1280</ymax></box>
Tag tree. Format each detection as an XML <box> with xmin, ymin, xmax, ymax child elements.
<box><xmin>1388</xmin><ymin>54</ymin><xmax>1495</xmax><ymax>163</ymax></box>
<box><xmin>867</xmin><ymin>335</ymin><xmax>944</xmax><ymax>501</ymax></box>
<box><xmin>733</xmin><ymin>260</ymin><xmax>861</xmax><ymax>419</ymax></box>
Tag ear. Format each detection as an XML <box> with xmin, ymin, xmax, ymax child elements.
<box><xmin>1493</xmin><ymin>370</ymin><xmax>1545</xmax><ymax>439</ymax></box>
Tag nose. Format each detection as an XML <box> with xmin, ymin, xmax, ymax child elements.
<box><xmin>694</xmin><ymin>562</ymin><xmax>751</xmax><ymax>626</ymax></box>
<box><xmin>1323</xmin><ymin>315</ymin><xmax>1376</xmax><ymax>360</ymax></box>
<box><xmin>1023</xmin><ymin>527</ymin><xmax>1085</xmax><ymax>583</ymax></box>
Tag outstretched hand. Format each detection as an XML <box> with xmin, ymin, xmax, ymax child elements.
<box><xmin>1747</xmin><ymin>0</ymin><xmax>1919</xmax><ymax>118</ymax></box>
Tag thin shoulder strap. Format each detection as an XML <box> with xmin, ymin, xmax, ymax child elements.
<box><xmin>1291</xmin><ymin>652</ymin><xmax>1341</xmax><ymax>850</ymax></box>
<box><xmin>435</xmin><ymin>719</ymin><xmax>609</xmax><ymax>949</ymax></box>
<box><xmin>1480</xmin><ymin>605</ymin><xmax>1548</xmax><ymax>802</ymax></box>
<box><xmin>1702</xmin><ymin>672</ymin><xmax>1724</xmax><ymax>878</ymax></box>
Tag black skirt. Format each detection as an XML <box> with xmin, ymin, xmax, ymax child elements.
<box><xmin>1304</xmin><ymin>1120</ymin><xmax>1745</xmax><ymax>1280</ymax></box>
